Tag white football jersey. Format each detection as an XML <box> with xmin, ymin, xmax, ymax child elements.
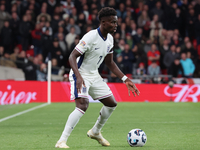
<box><xmin>69</xmin><ymin>27</ymin><xmax>114</xmax><ymax>76</ymax></box>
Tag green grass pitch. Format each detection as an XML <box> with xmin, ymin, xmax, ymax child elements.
<box><xmin>0</xmin><ymin>102</ymin><xmax>200</xmax><ymax>150</ymax></box>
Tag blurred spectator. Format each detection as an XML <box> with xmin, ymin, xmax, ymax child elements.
<box><xmin>147</xmin><ymin>60</ymin><xmax>161</xmax><ymax>76</ymax></box>
<box><xmin>83</xmin><ymin>4</ymin><xmax>89</xmax><ymax>21</ymax></box>
<box><xmin>66</xmin><ymin>17</ymin><xmax>81</xmax><ymax>35</ymax></box>
<box><xmin>116</xmin><ymin>3</ymin><xmax>126</xmax><ymax>20</ymax></box>
<box><xmin>150</xmin><ymin>14</ymin><xmax>163</xmax><ymax>30</ymax></box>
<box><xmin>91</xmin><ymin>11</ymin><xmax>99</xmax><ymax>28</ymax></box>
<box><xmin>147</xmin><ymin>44</ymin><xmax>160</xmax><ymax>66</ymax></box>
<box><xmin>150</xmin><ymin>29</ymin><xmax>160</xmax><ymax>46</ymax></box>
<box><xmin>121</xmin><ymin>44</ymin><xmax>134</xmax><ymax>74</ymax></box>
<box><xmin>57</xmin><ymin>32</ymin><xmax>68</xmax><ymax>56</ymax></box>
<box><xmin>144</xmin><ymin>38</ymin><xmax>152</xmax><ymax>54</ymax></box>
<box><xmin>108</xmin><ymin>0</ymin><xmax>117</xmax><ymax>9</ymax></box>
<box><xmin>42</xmin><ymin>21</ymin><xmax>53</xmax><ymax>36</ymax></box>
<box><xmin>142</xmin><ymin>21</ymin><xmax>151</xmax><ymax>38</ymax></box>
<box><xmin>60</xmin><ymin>0</ymin><xmax>74</xmax><ymax>15</ymax></box>
<box><xmin>170</xmin><ymin>34</ymin><xmax>182</xmax><ymax>47</ymax></box>
<box><xmin>136</xmin><ymin>1</ymin><xmax>144</xmax><ymax>16</ymax></box>
<box><xmin>150</xmin><ymin>1</ymin><xmax>163</xmax><ymax>21</ymax></box>
<box><xmin>36</xmin><ymin>5</ymin><xmax>51</xmax><ymax>22</ymax></box>
<box><xmin>47</xmin><ymin>0</ymin><xmax>57</xmax><ymax>17</ymax></box>
<box><xmin>166</xmin><ymin>30</ymin><xmax>174</xmax><ymax>43</ymax></box>
<box><xmin>137</xmin><ymin>10</ymin><xmax>150</xmax><ymax>28</ymax></box>
<box><xmin>163</xmin><ymin>45</ymin><xmax>179</xmax><ymax>71</ymax></box>
<box><xmin>176</xmin><ymin>46</ymin><xmax>182</xmax><ymax>57</ymax></box>
<box><xmin>51</xmin><ymin>38</ymin><xmax>64</xmax><ymax>67</ymax></box>
<box><xmin>70</xmin><ymin>35</ymin><xmax>79</xmax><ymax>54</ymax></box>
<box><xmin>21</xmin><ymin>56</ymin><xmax>38</xmax><ymax>80</ymax></box>
<box><xmin>70</xmin><ymin>7</ymin><xmax>78</xmax><ymax>22</ymax></box>
<box><xmin>41</xmin><ymin>29</ymin><xmax>53</xmax><ymax>61</ymax></box>
<box><xmin>125</xmin><ymin>33</ymin><xmax>133</xmax><ymax>49</ymax></box>
<box><xmin>172</xmin><ymin>8</ymin><xmax>183</xmax><ymax>32</ymax></box>
<box><xmin>0</xmin><ymin>4</ymin><xmax>11</xmax><ymax>33</ymax></box>
<box><xmin>132</xmin><ymin>45</ymin><xmax>147</xmax><ymax>74</ymax></box>
<box><xmin>65</xmin><ymin>26</ymin><xmax>76</xmax><ymax>50</ymax></box>
<box><xmin>186</xmin><ymin>8</ymin><xmax>195</xmax><ymax>40</ymax></box>
<box><xmin>10</xmin><ymin>46</ymin><xmax>20</xmax><ymax>62</ymax></box>
<box><xmin>19</xmin><ymin>15</ymin><xmax>32</xmax><ymax>51</ymax></box>
<box><xmin>168</xmin><ymin>57</ymin><xmax>184</xmax><ymax>77</ymax></box>
<box><xmin>118</xmin><ymin>39</ymin><xmax>125</xmax><ymax>51</ymax></box>
<box><xmin>36</xmin><ymin>63</ymin><xmax>47</xmax><ymax>81</ymax></box>
<box><xmin>108</xmin><ymin>53</ymin><xmax>123</xmax><ymax>82</ymax></box>
<box><xmin>159</xmin><ymin>29</ymin><xmax>167</xmax><ymax>45</ymax></box>
<box><xmin>54</xmin><ymin>25</ymin><xmax>65</xmax><ymax>39</ymax></box>
<box><xmin>0</xmin><ymin>48</ymin><xmax>16</xmax><ymax>68</ymax></box>
<box><xmin>130</xmin><ymin>21</ymin><xmax>137</xmax><ymax>37</ymax></box>
<box><xmin>180</xmin><ymin>52</ymin><xmax>195</xmax><ymax>78</ymax></box>
<box><xmin>36</xmin><ymin>53</ymin><xmax>43</xmax><ymax>65</ymax></box>
<box><xmin>181</xmin><ymin>36</ymin><xmax>190</xmax><ymax>50</ymax></box>
<box><xmin>16</xmin><ymin>50</ymin><xmax>28</xmax><ymax>69</ymax></box>
<box><xmin>162</xmin><ymin>0</ymin><xmax>174</xmax><ymax>30</ymax></box>
<box><xmin>77</xmin><ymin>12</ymin><xmax>86</xmax><ymax>34</ymax></box>
<box><xmin>51</xmin><ymin>58</ymin><xmax>59</xmax><ymax>75</ymax></box>
<box><xmin>51</xmin><ymin>14</ymin><xmax>63</xmax><ymax>35</ymax></box>
<box><xmin>31</xmin><ymin>22</ymin><xmax>42</xmax><ymax>56</ymax></box>
<box><xmin>159</xmin><ymin>39</ymin><xmax>170</xmax><ymax>70</ymax></box>
<box><xmin>136</xmin><ymin>62</ymin><xmax>146</xmax><ymax>76</ymax></box>
<box><xmin>0</xmin><ymin>21</ymin><xmax>13</xmax><ymax>54</ymax></box>
<box><xmin>132</xmin><ymin>28</ymin><xmax>143</xmax><ymax>45</ymax></box>
<box><xmin>53</xmin><ymin>4</ymin><xmax>65</xmax><ymax>17</ymax></box>
<box><xmin>26</xmin><ymin>9</ymin><xmax>35</xmax><ymax>29</ymax></box>
<box><xmin>182</xmin><ymin>41</ymin><xmax>198</xmax><ymax>64</ymax></box>
<box><xmin>9</xmin><ymin>11</ymin><xmax>20</xmax><ymax>44</ymax></box>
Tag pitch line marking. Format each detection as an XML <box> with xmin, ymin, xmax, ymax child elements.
<box><xmin>0</xmin><ymin>103</ymin><xmax>50</xmax><ymax>123</ymax></box>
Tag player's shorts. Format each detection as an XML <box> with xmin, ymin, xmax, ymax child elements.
<box><xmin>69</xmin><ymin>73</ymin><xmax>113</xmax><ymax>100</ymax></box>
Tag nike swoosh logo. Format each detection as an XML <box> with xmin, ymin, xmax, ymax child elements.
<box><xmin>95</xmin><ymin>48</ymin><xmax>100</xmax><ymax>50</ymax></box>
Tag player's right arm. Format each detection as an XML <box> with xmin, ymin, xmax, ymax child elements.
<box><xmin>69</xmin><ymin>49</ymin><xmax>85</xmax><ymax>93</ymax></box>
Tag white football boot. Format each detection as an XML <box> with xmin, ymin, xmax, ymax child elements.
<box><xmin>55</xmin><ymin>141</ymin><xmax>69</xmax><ymax>148</ymax></box>
<box><xmin>87</xmin><ymin>129</ymin><xmax>110</xmax><ymax>146</ymax></box>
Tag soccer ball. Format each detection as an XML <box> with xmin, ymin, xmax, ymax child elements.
<box><xmin>127</xmin><ymin>129</ymin><xmax>147</xmax><ymax>147</ymax></box>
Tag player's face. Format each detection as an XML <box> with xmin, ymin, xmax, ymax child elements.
<box><xmin>104</xmin><ymin>15</ymin><xmax>118</xmax><ymax>34</ymax></box>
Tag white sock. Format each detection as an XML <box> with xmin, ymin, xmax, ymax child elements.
<box><xmin>92</xmin><ymin>105</ymin><xmax>116</xmax><ymax>134</ymax></box>
<box><xmin>58</xmin><ymin>107</ymin><xmax>85</xmax><ymax>142</ymax></box>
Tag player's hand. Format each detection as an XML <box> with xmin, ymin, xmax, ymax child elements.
<box><xmin>76</xmin><ymin>75</ymin><xmax>86</xmax><ymax>93</ymax></box>
<box><xmin>125</xmin><ymin>78</ymin><xmax>140</xmax><ymax>97</ymax></box>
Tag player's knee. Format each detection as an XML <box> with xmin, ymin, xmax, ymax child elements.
<box><xmin>111</xmin><ymin>101</ymin><xmax>117</xmax><ymax>107</ymax></box>
<box><xmin>75</xmin><ymin>98</ymin><xmax>89</xmax><ymax>112</ymax></box>
<box><xmin>80</xmin><ymin>102</ymin><xmax>89</xmax><ymax>112</ymax></box>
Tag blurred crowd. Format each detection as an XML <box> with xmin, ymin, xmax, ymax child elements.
<box><xmin>0</xmin><ymin>0</ymin><xmax>199</xmax><ymax>82</ymax></box>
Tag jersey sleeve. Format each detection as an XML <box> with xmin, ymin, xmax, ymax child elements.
<box><xmin>75</xmin><ymin>32</ymin><xmax>92</xmax><ymax>55</ymax></box>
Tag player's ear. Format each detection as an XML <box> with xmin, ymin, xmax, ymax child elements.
<box><xmin>101</xmin><ymin>20</ymin><xmax>105</xmax><ymax>26</ymax></box>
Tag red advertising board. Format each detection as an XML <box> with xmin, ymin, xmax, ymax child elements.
<box><xmin>0</xmin><ymin>81</ymin><xmax>199</xmax><ymax>105</ymax></box>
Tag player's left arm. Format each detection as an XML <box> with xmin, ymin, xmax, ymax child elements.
<box><xmin>104</xmin><ymin>52</ymin><xmax>140</xmax><ymax>97</ymax></box>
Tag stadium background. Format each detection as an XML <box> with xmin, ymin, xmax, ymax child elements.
<box><xmin>0</xmin><ymin>0</ymin><xmax>200</xmax><ymax>103</ymax></box>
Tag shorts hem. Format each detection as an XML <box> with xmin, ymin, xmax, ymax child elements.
<box><xmin>71</xmin><ymin>95</ymin><xmax>88</xmax><ymax>100</ymax></box>
<box><xmin>94</xmin><ymin>93</ymin><xmax>113</xmax><ymax>100</ymax></box>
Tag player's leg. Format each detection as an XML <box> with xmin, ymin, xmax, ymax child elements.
<box><xmin>91</xmin><ymin>95</ymin><xmax>117</xmax><ymax>134</ymax></box>
<box><xmin>87</xmin><ymin>77</ymin><xmax>117</xmax><ymax>146</ymax></box>
<box><xmin>56</xmin><ymin>98</ymin><xmax>89</xmax><ymax>148</ymax></box>
<box><xmin>87</xmin><ymin>96</ymin><xmax>117</xmax><ymax>146</ymax></box>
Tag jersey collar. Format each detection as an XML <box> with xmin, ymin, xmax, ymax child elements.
<box><xmin>97</xmin><ymin>27</ymin><xmax>107</xmax><ymax>41</ymax></box>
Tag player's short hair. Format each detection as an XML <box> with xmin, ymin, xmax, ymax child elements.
<box><xmin>98</xmin><ymin>7</ymin><xmax>117</xmax><ymax>21</ymax></box>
